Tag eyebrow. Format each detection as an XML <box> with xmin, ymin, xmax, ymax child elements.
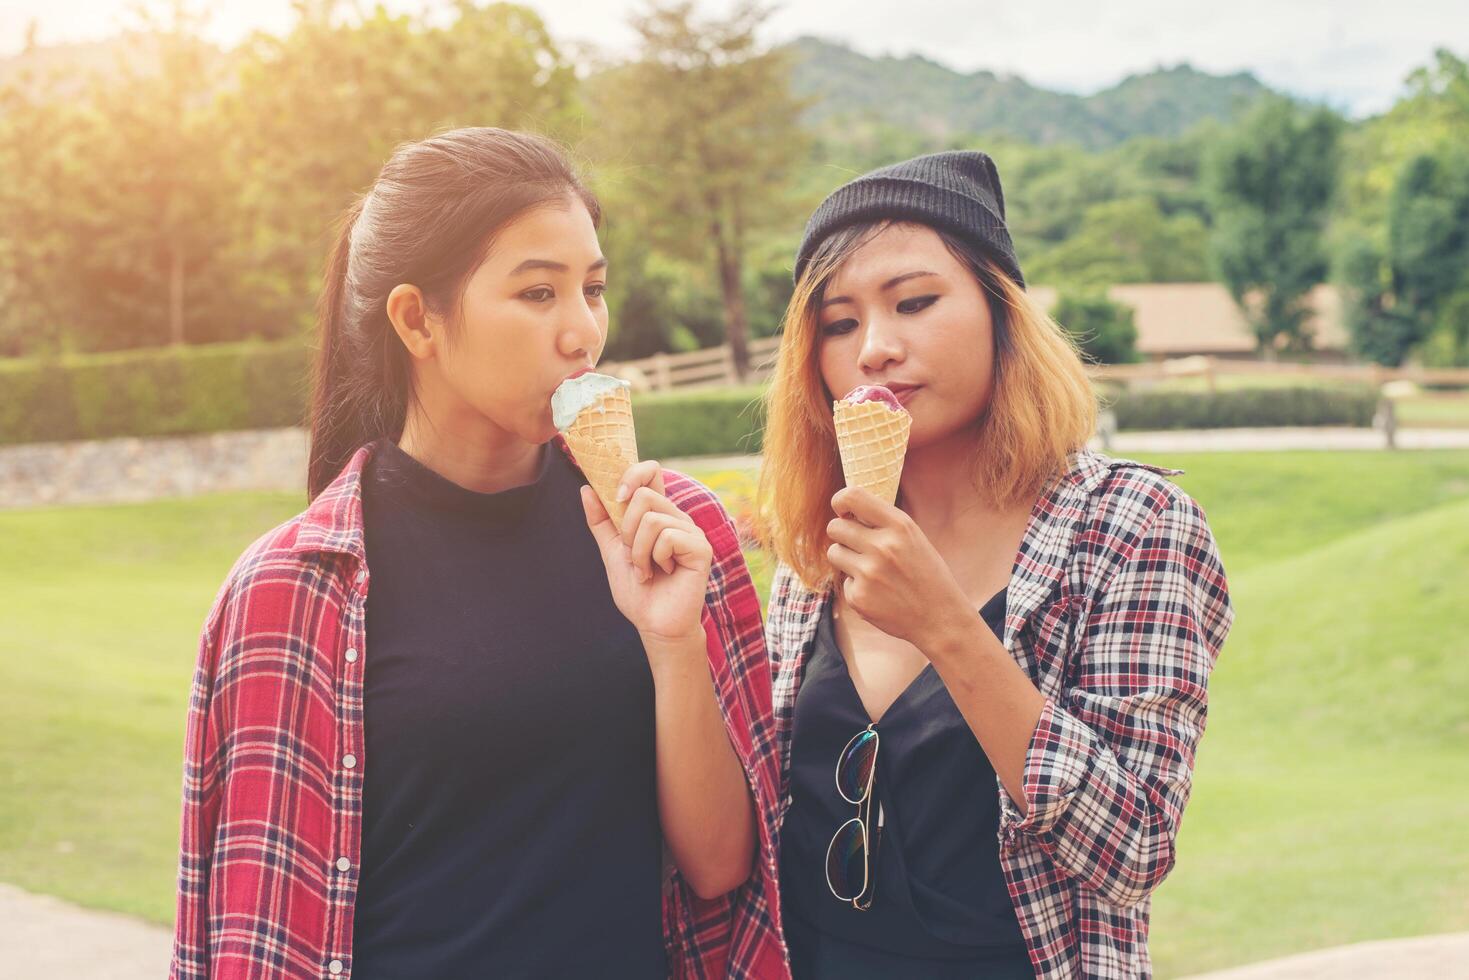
<box><xmin>820</xmin><ymin>270</ymin><xmax>940</xmax><ymax>308</ymax></box>
<box><xmin>510</xmin><ymin>257</ymin><xmax>609</xmax><ymax>275</ymax></box>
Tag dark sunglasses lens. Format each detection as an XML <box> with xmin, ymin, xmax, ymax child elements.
<box><xmin>836</xmin><ymin>728</ymin><xmax>878</xmax><ymax>804</ymax></box>
<box><xmin>826</xmin><ymin>816</ymin><xmax>867</xmax><ymax>901</ymax></box>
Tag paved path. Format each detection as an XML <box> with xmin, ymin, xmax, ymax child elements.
<box><xmin>3</xmin><ymin>882</ymin><xmax>1465</xmax><ymax>978</ymax></box>
<box><xmin>0</xmin><ymin>884</ymin><xmax>170</xmax><ymax>979</ymax></box>
<box><xmin>1179</xmin><ymin>931</ymin><xmax>1469</xmax><ymax>978</ymax></box>
<box><xmin>665</xmin><ymin>427</ymin><xmax>1469</xmax><ymax>475</ymax></box>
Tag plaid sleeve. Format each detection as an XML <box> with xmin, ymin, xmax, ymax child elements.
<box><xmin>1000</xmin><ymin>492</ymin><xmax>1234</xmax><ymax>909</ymax></box>
<box><xmin>663</xmin><ymin>472</ymin><xmax>790</xmax><ymax>977</ymax></box>
<box><xmin>170</xmin><ymin>585</ymin><xmax>232</xmax><ymax>979</ymax></box>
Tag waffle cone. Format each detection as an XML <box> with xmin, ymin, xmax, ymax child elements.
<box><xmin>563</xmin><ymin>385</ymin><xmax>639</xmax><ymax>523</ymax></box>
<box><xmin>834</xmin><ymin>399</ymin><xmax>911</xmax><ymax>505</ymax></box>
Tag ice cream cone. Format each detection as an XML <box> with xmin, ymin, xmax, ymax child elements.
<box><xmin>562</xmin><ymin>384</ymin><xmax>639</xmax><ymax>523</ymax></box>
<box><xmin>834</xmin><ymin>398</ymin><xmax>911</xmax><ymax>505</ymax></box>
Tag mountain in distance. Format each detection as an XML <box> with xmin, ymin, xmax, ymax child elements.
<box><xmin>784</xmin><ymin>36</ymin><xmax>1273</xmax><ymax>148</ymax></box>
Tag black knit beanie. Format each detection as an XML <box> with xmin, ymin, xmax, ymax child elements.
<box><xmin>793</xmin><ymin>150</ymin><xmax>1024</xmax><ymax>288</ymax></box>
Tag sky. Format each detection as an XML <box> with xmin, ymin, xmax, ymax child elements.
<box><xmin>2</xmin><ymin>0</ymin><xmax>1465</xmax><ymax>117</ymax></box>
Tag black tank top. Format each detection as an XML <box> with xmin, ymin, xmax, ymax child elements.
<box><xmin>779</xmin><ymin>589</ymin><xmax>1034</xmax><ymax>979</ymax></box>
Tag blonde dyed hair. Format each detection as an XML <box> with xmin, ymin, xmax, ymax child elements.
<box><xmin>756</xmin><ymin>222</ymin><xmax>1097</xmax><ymax>590</ymax></box>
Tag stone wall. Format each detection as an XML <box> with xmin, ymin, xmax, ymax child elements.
<box><xmin>0</xmin><ymin>428</ymin><xmax>307</xmax><ymax>509</ymax></box>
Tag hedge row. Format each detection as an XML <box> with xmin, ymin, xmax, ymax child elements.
<box><xmin>0</xmin><ymin>342</ymin><xmax>1379</xmax><ymax>452</ymax></box>
<box><xmin>0</xmin><ymin>341</ymin><xmax>310</xmax><ymax>446</ymax></box>
<box><xmin>1108</xmin><ymin>385</ymin><xmax>1380</xmax><ymax>431</ymax></box>
<box><xmin>634</xmin><ymin>385</ymin><xmax>767</xmax><ymax>460</ymax></box>
<box><xmin>0</xmin><ymin>342</ymin><xmax>771</xmax><ymax>456</ymax></box>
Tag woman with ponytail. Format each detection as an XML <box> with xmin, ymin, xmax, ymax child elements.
<box><xmin>171</xmin><ymin>128</ymin><xmax>787</xmax><ymax>979</ymax></box>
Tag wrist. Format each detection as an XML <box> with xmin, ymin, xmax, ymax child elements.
<box><xmin>919</xmin><ymin>594</ymin><xmax>983</xmax><ymax>667</ymax></box>
<box><xmin>639</xmin><ymin>625</ymin><xmax>707</xmax><ymax>663</ymax></box>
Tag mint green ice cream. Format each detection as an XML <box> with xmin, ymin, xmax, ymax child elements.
<box><xmin>552</xmin><ymin>372</ymin><xmax>630</xmax><ymax>431</ymax></box>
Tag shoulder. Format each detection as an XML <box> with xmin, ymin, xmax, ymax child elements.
<box><xmin>1069</xmin><ymin>449</ymin><xmax>1210</xmax><ymax>559</ymax></box>
<box><xmin>1064</xmin><ymin>452</ymin><xmax>1230</xmax><ymax>630</ymax></box>
<box><xmin>204</xmin><ymin>510</ymin><xmax>333</xmax><ymax>639</ymax></box>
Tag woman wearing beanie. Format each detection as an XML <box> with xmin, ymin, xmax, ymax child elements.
<box><xmin>758</xmin><ymin>151</ymin><xmax>1235</xmax><ymax>978</ymax></box>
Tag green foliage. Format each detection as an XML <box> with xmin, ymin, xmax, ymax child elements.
<box><xmin>1206</xmin><ymin>96</ymin><xmax>1345</xmax><ymax>352</ymax></box>
<box><xmin>633</xmin><ymin>385</ymin><xmax>767</xmax><ymax>459</ymax></box>
<box><xmin>0</xmin><ymin>339</ymin><xmax>772</xmax><ymax>458</ymax></box>
<box><xmin>0</xmin><ymin>341</ymin><xmax>308</xmax><ymax>445</ymax></box>
<box><xmin>1110</xmin><ymin>384</ymin><xmax>1379</xmax><ymax>430</ymax></box>
<box><xmin>588</xmin><ymin>1</ymin><xmax>808</xmax><ymax>377</ymax></box>
<box><xmin>1026</xmin><ymin>196</ymin><xmax>1208</xmax><ymax>286</ymax></box>
<box><xmin>0</xmin><ymin>3</ymin><xmax>582</xmax><ymax>358</ymax></box>
<box><xmin>1052</xmin><ymin>292</ymin><xmax>1140</xmax><ymax>363</ymax></box>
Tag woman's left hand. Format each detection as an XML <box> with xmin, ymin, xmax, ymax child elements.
<box><xmin>581</xmin><ymin>460</ymin><xmax>713</xmax><ymax>647</ymax></box>
<box><xmin>827</xmin><ymin>486</ymin><xmax>971</xmax><ymax>652</ymax></box>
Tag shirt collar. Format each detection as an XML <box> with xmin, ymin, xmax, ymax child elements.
<box><xmin>292</xmin><ymin>443</ymin><xmax>375</xmax><ymax>561</ymax></box>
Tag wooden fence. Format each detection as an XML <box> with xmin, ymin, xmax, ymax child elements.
<box><xmin>600</xmin><ymin>336</ymin><xmax>781</xmax><ymax>391</ymax></box>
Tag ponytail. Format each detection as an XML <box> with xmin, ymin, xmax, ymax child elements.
<box><xmin>308</xmin><ymin>198</ymin><xmax>373</xmax><ymax>499</ymax></box>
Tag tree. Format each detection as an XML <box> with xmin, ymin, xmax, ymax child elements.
<box><xmin>1025</xmin><ymin>196</ymin><xmax>1207</xmax><ymax>287</ymax></box>
<box><xmin>219</xmin><ymin>1</ymin><xmax>581</xmax><ymax>337</ymax></box>
<box><xmin>1053</xmin><ymin>292</ymin><xmax>1140</xmax><ymax>364</ymax></box>
<box><xmin>1389</xmin><ymin>154</ymin><xmax>1469</xmax><ymax>327</ymax></box>
<box><xmin>1337</xmin><ymin>235</ymin><xmax>1420</xmax><ymax>367</ymax></box>
<box><xmin>1205</xmin><ymin>96</ymin><xmax>1343</xmax><ymax>355</ymax></box>
<box><xmin>590</xmin><ymin>1</ymin><xmax>808</xmax><ymax>378</ymax></box>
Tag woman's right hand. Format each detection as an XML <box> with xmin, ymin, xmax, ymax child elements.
<box><xmin>580</xmin><ymin>461</ymin><xmax>713</xmax><ymax>650</ymax></box>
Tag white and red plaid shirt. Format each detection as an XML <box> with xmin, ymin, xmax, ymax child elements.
<box><xmin>767</xmin><ymin>450</ymin><xmax>1235</xmax><ymax>979</ymax></box>
<box><xmin>171</xmin><ymin>442</ymin><xmax>790</xmax><ymax>979</ymax></box>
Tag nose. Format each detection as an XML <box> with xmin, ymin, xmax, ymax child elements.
<box><xmin>558</xmin><ymin>295</ymin><xmax>605</xmax><ymax>363</ymax></box>
<box><xmin>856</xmin><ymin>314</ymin><xmax>904</xmax><ymax>374</ymax></box>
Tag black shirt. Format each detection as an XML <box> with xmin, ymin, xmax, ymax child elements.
<box><xmin>779</xmin><ymin>589</ymin><xmax>1035</xmax><ymax>979</ymax></box>
<box><xmin>352</xmin><ymin>440</ymin><xmax>666</xmax><ymax>978</ymax></box>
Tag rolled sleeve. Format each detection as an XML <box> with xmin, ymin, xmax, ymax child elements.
<box><xmin>997</xmin><ymin>493</ymin><xmax>1234</xmax><ymax>909</ymax></box>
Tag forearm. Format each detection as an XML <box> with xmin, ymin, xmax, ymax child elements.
<box><xmin>921</xmin><ymin>609</ymin><xmax>1046</xmax><ymax>816</ymax></box>
<box><xmin>644</xmin><ymin>630</ymin><xmax>757</xmax><ymax>900</ymax></box>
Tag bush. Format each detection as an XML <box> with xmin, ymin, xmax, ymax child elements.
<box><xmin>0</xmin><ymin>340</ymin><xmax>309</xmax><ymax>446</ymax></box>
<box><xmin>0</xmin><ymin>342</ymin><xmax>770</xmax><ymax>458</ymax></box>
<box><xmin>634</xmin><ymin>385</ymin><xmax>767</xmax><ymax>459</ymax></box>
<box><xmin>1053</xmin><ymin>291</ymin><xmax>1140</xmax><ymax>364</ymax></box>
<box><xmin>1110</xmin><ymin>384</ymin><xmax>1379</xmax><ymax>430</ymax></box>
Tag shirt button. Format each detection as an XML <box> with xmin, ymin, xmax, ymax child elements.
<box><xmin>336</xmin><ymin>857</ymin><xmax>351</xmax><ymax>872</ymax></box>
<box><xmin>328</xmin><ymin>960</ymin><xmax>344</xmax><ymax>975</ymax></box>
<box><xmin>342</xmin><ymin>754</ymin><xmax>357</xmax><ymax>770</ymax></box>
<box><xmin>354</xmin><ymin>569</ymin><xmax>366</xmax><ymax>584</ymax></box>
<box><xmin>344</xmin><ymin>648</ymin><xmax>358</xmax><ymax>663</ymax></box>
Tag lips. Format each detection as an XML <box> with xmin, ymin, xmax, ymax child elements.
<box><xmin>884</xmin><ymin>384</ymin><xmax>922</xmax><ymax>406</ymax></box>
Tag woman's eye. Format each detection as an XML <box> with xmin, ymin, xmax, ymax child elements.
<box><xmin>585</xmin><ymin>283</ymin><xmax>607</xmax><ymax>299</ymax></box>
<box><xmin>821</xmin><ymin>318</ymin><xmax>858</xmax><ymax>337</ymax></box>
<box><xmin>522</xmin><ymin>287</ymin><xmax>554</xmax><ymax>303</ymax></box>
<box><xmin>897</xmin><ymin>295</ymin><xmax>938</xmax><ymax>314</ymax></box>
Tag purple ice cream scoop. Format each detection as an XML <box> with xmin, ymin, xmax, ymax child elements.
<box><xmin>841</xmin><ymin>384</ymin><xmax>906</xmax><ymax>413</ymax></box>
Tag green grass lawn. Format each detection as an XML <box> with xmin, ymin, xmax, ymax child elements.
<box><xmin>2</xmin><ymin>451</ymin><xmax>1467</xmax><ymax>975</ymax></box>
<box><xmin>1396</xmin><ymin>395</ymin><xmax>1469</xmax><ymax>429</ymax></box>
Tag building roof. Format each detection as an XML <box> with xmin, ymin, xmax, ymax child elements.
<box><xmin>1029</xmin><ymin>282</ymin><xmax>1347</xmax><ymax>355</ymax></box>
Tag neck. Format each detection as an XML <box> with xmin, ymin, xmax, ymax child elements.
<box><xmin>897</xmin><ymin>426</ymin><xmax>1010</xmax><ymax>534</ymax></box>
<box><xmin>397</xmin><ymin>404</ymin><xmax>543</xmax><ymax>495</ymax></box>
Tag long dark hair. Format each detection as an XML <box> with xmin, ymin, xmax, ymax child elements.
<box><xmin>308</xmin><ymin>127</ymin><xmax>601</xmax><ymax>499</ymax></box>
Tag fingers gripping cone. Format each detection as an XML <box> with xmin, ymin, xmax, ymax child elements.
<box><xmin>559</xmin><ymin>381</ymin><xmax>638</xmax><ymax>524</ymax></box>
<box><xmin>834</xmin><ymin>397</ymin><xmax>911</xmax><ymax>506</ymax></box>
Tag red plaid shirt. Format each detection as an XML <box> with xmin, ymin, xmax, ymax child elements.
<box><xmin>767</xmin><ymin>450</ymin><xmax>1235</xmax><ymax>979</ymax></box>
<box><xmin>171</xmin><ymin>443</ymin><xmax>790</xmax><ymax>979</ymax></box>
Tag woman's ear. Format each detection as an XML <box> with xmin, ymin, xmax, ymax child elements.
<box><xmin>386</xmin><ymin>283</ymin><xmax>440</xmax><ymax>360</ymax></box>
